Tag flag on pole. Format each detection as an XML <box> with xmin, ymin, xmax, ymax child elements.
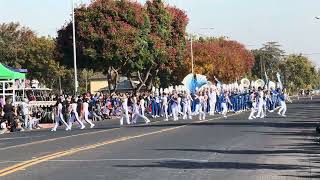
<box><xmin>276</xmin><ymin>72</ymin><xmax>283</xmax><ymax>89</ymax></box>
<box><xmin>264</xmin><ymin>71</ymin><xmax>269</xmax><ymax>89</ymax></box>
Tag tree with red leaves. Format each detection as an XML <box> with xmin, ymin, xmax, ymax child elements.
<box><xmin>56</xmin><ymin>0</ymin><xmax>188</xmax><ymax>92</ymax></box>
<box><xmin>57</xmin><ymin>0</ymin><xmax>151</xmax><ymax>92</ymax></box>
<box><xmin>179</xmin><ymin>37</ymin><xmax>255</xmax><ymax>83</ymax></box>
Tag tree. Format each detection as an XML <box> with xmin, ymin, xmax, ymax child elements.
<box><xmin>252</xmin><ymin>42</ymin><xmax>285</xmax><ymax>80</ymax></box>
<box><xmin>279</xmin><ymin>54</ymin><xmax>319</xmax><ymax>92</ymax></box>
<box><xmin>25</xmin><ymin>36</ymin><xmax>64</xmax><ymax>89</ymax></box>
<box><xmin>0</xmin><ymin>22</ymin><xmax>34</xmax><ymax>68</ymax></box>
<box><xmin>179</xmin><ymin>37</ymin><xmax>254</xmax><ymax>83</ymax></box>
<box><xmin>57</xmin><ymin>0</ymin><xmax>150</xmax><ymax>92</ymax></box>
<box><xmin>57</xmin><ymin>0</ymin><xmax>188</xmax><ymax>92</ymax></box>
<box><xmin>158</xmin><ymin>5</ymin><xmax>188</xmax><ymax>87</ymax></box>
<box><xmin>131</xmin><ymin>0</ymin><xmax>189</xmax><ymax>89</ymax></box>
<box><xmin>78</xmin><ymin>69</ymin><xmax>95</xmax><ymax>93</ymax></box>
<box><xmin>0</xmin><ymin>22</ymin><xmax>63</xmax><ymax>89</ymax></box>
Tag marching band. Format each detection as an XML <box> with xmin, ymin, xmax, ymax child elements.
<box><xmin>45</xmin><ymin>77</ymin><xmax>291</xmax><ymax>132</ymax></box>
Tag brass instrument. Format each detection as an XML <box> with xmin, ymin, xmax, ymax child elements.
<box><xmin>254</xmin><ymin>79</ymin><xmax>265</xmax><ymax>88</ymax></box>
<box><xmin>240</xmin><ymin>78</ymin><xmax>250</xmax><ymax>88</ymax></box>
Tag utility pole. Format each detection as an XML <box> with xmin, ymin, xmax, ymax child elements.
<box><xmin>260</xmin><ymin>55</ymin><xmax>263</xmax><ymax>79</ymax></box>
<box><xmin>85</xmin><ymin>70</ymin><xmax>88</xmax><ymax>93</ymax></box>
<box><xmin>190</xmin><ymin>36</ymin><xmax>194</xmax><ymax>74</ymax></box>
<box><xmin>59</xmin><ymin>76</ymin><xmax>62</xmax><ymax>95</ymax></box>
<box><xmin>72</xmin><ymin>0</ymin><xmax>78</xmax><ymax>95</ymax></box>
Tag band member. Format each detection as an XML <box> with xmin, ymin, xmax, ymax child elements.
<box><xmin>248</xmin><ymin>90</ymin><xmax>257</xmax><ymax>120</ymax></box>
<box><xmin>131</xmin><ymin>96</ymin><xmax>150</xmax><ymax>124</ymax></box>
<box><xmin>278</xmin><ymin>88</ymin><xmax>289</xmax><ymax>117</ymax></box>
<box><xmin>52</xmin><ymin>98</ymin><xmax>71</xmax><ymax>131</ymax></box>
<box><xmin>119</xmin><ymin>93</ymin><xmax>131</xmax><ymax>126</ymax></box>
<box><xmin>199</xmin><ymin>91</ymin><xmax>207</xmax><ymax>120</ymax></box>
<box><xmin>182</xmin><ymin>91</ymin><xmax>192</xmax><ymax>120</ymax></box>
<box><xmin>209</xmin><ymin>87</ymin><xmax>217</xmax><ymax>115</ymax></box>
<box><xmin>170</xmin><ymin>92</ymin><xmax>179</xmax><ymax>121</ymax></box>
<box><xmin>256</xmin><ymin>87</ymin><xmax>265</xmax><ymax>118</ymax></box>
<box><xmin>82</xmin><ymin>96</ymin><xmax>95</xmax><ymax>128</ymax></box>
<box><xmin>162</xmin><ymin>93</ymin><xmax>169</xmax><ymax>121</ymax></box>
<box><xmin>139</xmin><ymin>94</ymin><xmax>146</xmax><ymax>117</ymax></box>
<box><xmin>68</xmin><ymin>98</ymin><xmax>85</xmax><ymax>130</ymax></box>
<box><xmin>193</xmin><ymin>92</ymin><xmax>200</xmax><ymax>115</ymax></box>
<box><xmin>220</xmin><ymin>91</ymin><xmax>231</xmax><ymax>118</ymax></box>
<box><xmin>21</xmin><ymin>98</ymin><xmax>30</xmax><ymax>129</ymax></box>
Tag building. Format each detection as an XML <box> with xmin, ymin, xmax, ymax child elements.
<box><xmin>89</xmin><ymin>74</ymin><xmax>109</xmax><ymax>94</ymax></box>
<box><xmin>89</xmin><ymin>74</ymin><xmax>142</xmax><ymax>94</ymax></box>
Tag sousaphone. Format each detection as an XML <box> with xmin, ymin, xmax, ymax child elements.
<box><xmin>255</xmin><ymin>79</ymin><xmax>265</xmax><ymax>88</ymax></box>
<box><xmin>268</xmin><ymin>81</ymin><xmax>276</xmax><ymax>90</ymax></box>
<box><xmin>240</xmin><ymin>78</ymin><xmax>251</xmax><ymax>88</ymax></box>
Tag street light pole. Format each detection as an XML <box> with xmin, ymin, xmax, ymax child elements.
<box><xmin>190</xmin><ymin>36</ymin><xmax>194</xmax><ymax>74</ymax></box>
<box><xmin>72</xmin><ymin>0</ymin><xmax>78</xmax><ymax>95</ymax></box>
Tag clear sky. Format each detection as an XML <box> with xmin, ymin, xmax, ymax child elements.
<box><xmin>0</xmin><ymin>0</ymin><xmax>319</xmax><ymax>65</ymax></box>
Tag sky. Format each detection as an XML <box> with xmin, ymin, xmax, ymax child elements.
<box><xmin>0</xmin><ymin>0</ymin><xmax>319</xmax><ymax>65</ymax></box>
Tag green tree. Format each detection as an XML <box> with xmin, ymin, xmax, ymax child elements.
<box><xmin>78</xmin><ymin>69</ymin><xmax>95</xmax><ymax>93</ymax></box>
<box><xmin>0</xmin><ymin>22</ymin><xmax>34</xmax><ymax>67</ymax></box>
<box><xmin>25</xmin><ymin>37</ymin><xmax>64</xmax><ymax>89</ymax></box>
<box><xmin>252</xmin><ymin>42</ymin><xmax>285</xmax><ymax>81</ymax></box>
<box><xmin>56</xmin><ymin>0</ymin><xmax>188</xmax><ymax>92</ymax></box>
<box><xmin>0</xmin><ymin>22</ymin><xmax>64</xmax><ymax>90</ymax></box>
<box><xmin>57</xmin><ymin>0</ymin><xmax>152</xmax><ymax>92</ymax></box>
<box><xmin>144</xmin><ymin>0</ymin><xmax>188</xmax><ymax>89</ymax></box>
<box><xmin>279</xmin><ymin>54</ymin><xmax>319</xmax><ymax>92</ymax></box>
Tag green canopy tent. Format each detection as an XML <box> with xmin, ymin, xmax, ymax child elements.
<box><xmin>0</xmin><ymin>63</ymin><xmax>26</xmax><ymax>102</ymax></box>
<box><xmin>0</xmin><ymin>63</ymin><xmax>25</xmax><ymax>80</ymax></box>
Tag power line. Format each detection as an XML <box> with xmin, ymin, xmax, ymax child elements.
<box><xmin>302</xmin><ymin>53</ymin><xmax>320</xmax><ymax>56</ymax></box>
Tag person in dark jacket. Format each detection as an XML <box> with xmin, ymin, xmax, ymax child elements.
<box><xmin>3</xmin><ymin>98</ymin><xmax>17</xmax><ymax>132</ymax></box>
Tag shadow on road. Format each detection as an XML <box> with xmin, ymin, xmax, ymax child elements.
<box><xmin>132</xmin><ymin>121</ymin><xmax>320</xmax><ymax>130</ymax></box>
<box><xmin>115</xmin><ymin>160</ymin><xmax>317</xmax><ymax>170</ymax></box>
<box><xmin>281</xmin><ymin>174</ymin><xmax>320</xmax><ymax>179</ymax></box>
<box><xmin>154</xmin><ymin>148</ymin><xmax>320</xmax><ymax>155</ymax></box>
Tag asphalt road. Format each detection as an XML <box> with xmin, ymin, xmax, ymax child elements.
<box><xmin>0</xmin><ymin>97</ymin><xmax>320</xmax><ymax>180</ymax></box>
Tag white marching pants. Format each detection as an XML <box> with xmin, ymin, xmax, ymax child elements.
<box><xmin>132</xmin><ymin>113</ymin><xmax>150</xmax><ymax>124</ymax></box>
<box><xmin>163</xmin><ymin>105</ymin><xmax>168</xmax><ymax>120</ymax></box>
<box><xmin>183</xmin><ymin>103</ymin><xmax>192</xmax><ymax>120</ymax></box>
<box><xmin>199</xmin><ymin>105</ymin><xmax>206</xmax><ymax>120</ymax></box>
<box><xmin>222</xmin><ymin>103</ymin><xmax>228</xmax><ymax>117</ymax></box>
<box><xmin>83</xmin><ymin>111</ymin><xmax>95</xmax><ymax>126</ymax></box>
<box><xmin>53</xmin><ymin>113</ymin><xmax>70</xmax><ymax>131</ymax></box>
<box><xmin>24</xmin><ymin>115</ymin><xmax>29</xmax><ymax>129</ymax></box>
<box><xmin>256</xmin><ymin>102</ymin><xmax>264</xmax><ymax>118</ymax></box>
<box><xmin>68</xmin><ymin>112</ymin><xmax>85</xmax><ymax>129</ymax></box>
<box><xmin>140</xmin><ymin>107</ymin><xmax>145</xmax><ymax>117</ymax></box>
<box><xmin>178</xmin><ymin>103</ymin><xmax>182</xmax><ymax>115</ymax></box>
<box><xmin>278</xmin><ymin>101</ymin><xmax>287</xmax><ymax>116</ymax></box>
<box><xmin>209</xmin><ymin>101</ymin><xmax>216</xmax><ymax>115</ymax></box>
<box><xmin>120</xmin><ymin>107</ymin><xmax>130</xmax><ymax>125</ymax></box>
<box><xmin>171</xmin><ymin>104</ymin><xmax>179</xmax><ymax>121</ymax></box>
<box><xmin>249</xmin><ymin>102</ymin><xmax>257</xmax><ymax>119</ymax></box>
<box><xmin>194</xmin><ymin>104</ymin><xmax>200</xmax><ymax>115</ymax></box>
